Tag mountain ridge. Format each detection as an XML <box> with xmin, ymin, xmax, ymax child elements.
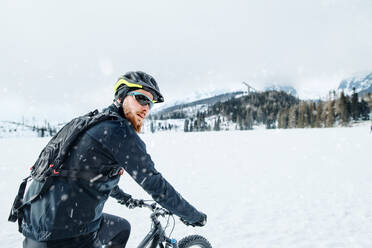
<box><xmin>337</xmin><ymin>72</ymin><xmax>372</xmax><ymax>96</ymax></box>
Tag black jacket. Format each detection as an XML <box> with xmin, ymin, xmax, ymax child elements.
<box><xmin>21</xmin><ymin>104</ymin><xmax>202</xmax><ymax>241</ymax></box>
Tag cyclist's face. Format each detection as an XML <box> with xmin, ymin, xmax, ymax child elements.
<box><xmin>122</xmin><ymin>89</ymin><xmax>153</xmax><ymax>133</ymax></box>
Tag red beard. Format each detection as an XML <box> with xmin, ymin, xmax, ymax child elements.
<box><xmin>124</xmin><ymin>109</ymin><xmax>144</xmax><ymax>133</ymax></box>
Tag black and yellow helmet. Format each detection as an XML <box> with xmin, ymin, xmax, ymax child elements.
<box><xmin>114</xmin><ymin>71</ymin><xmax>164</xmax><ymax>103</ymax></box>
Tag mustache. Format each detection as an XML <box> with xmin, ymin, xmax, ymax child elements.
<box><xmin>136</xmin><ymin>111</ymin><xmax>147</xmax><ymax>117</ymax></box>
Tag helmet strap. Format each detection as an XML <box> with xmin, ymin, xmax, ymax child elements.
<box><xmin>114</xmin><ymin>98</ymin><xmax>122</xmax><ymax>107</ymax></box>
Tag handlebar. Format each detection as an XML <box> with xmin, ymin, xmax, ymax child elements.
<box><xmin>138</xmin><ymin>201</ymin><xmax>172</xmax><ymax>218</ymax></box>
<box><xmin>132</xmin><ymin>200</ymin><xmax>198</xmax><ymax>227</ymax></box>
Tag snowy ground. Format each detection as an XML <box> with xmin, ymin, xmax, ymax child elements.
<box><xmin>1</xmin><ymin>123</ymin><xmax>372</xmax><ymax>247</ymax></box>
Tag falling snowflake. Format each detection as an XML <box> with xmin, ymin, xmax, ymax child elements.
<box><xmin>61</xmin><ymin>194</ymin><xmax>69</xmax><ymax>201</ymax></box>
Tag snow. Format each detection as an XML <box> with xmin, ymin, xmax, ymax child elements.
<box><xmin>1</xmin><ymin>123</ymin><xmax>372</xmax><ymax>247</ymax></box>
<box><xmin>0</xmin><ymin>120</ymin><xmax>61</xmax><ymax>138</ymax></box>
<box><xmin>337</xmin><ymin>72</ymin><xmax>372</xmax><ymax>96</ymax></box>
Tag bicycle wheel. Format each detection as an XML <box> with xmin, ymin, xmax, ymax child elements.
<box><xmin>177</xmin><ymin>235</ymin><xmax>212</xmax><ymax>248</ymax></box>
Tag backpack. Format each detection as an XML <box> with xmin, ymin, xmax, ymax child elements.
<box><xmin>8</xmin><ymin>109</ymin><xmax>123</xmax><ymax>232</ymax></box>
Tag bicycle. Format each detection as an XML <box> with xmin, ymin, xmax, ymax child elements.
<box><xmin>128</xmin><ymin>200</ymin><xmax>212</xmax><ymax>248</ymax></box>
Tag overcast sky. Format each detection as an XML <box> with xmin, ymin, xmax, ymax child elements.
<box><xmin>1</xmin><ymin>0</ymin><xmax>372</xmax><ymax>121</ymax></box>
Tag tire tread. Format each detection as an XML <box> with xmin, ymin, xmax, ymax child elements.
<box><xmin>178</xmin><ymin>234</ymin><xmax>212</xmax><ymax>248</ymax></box>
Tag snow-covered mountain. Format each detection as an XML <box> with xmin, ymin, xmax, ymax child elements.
<box><xmin>152</xmin><ymin>86</ymin><xmax>247</xmax><ymax>114</ymax></box>
<box><xmin>337</xmin><ymin>72</ymin><xmax>372</xmax><ymax>96</ymax></box>
<box><xmin>144</xmin><ymin>90</ymin><xmax>247</xmax><ymax>133</ymax></box>
<box><xmin>264</xmin><ymin>85</ymin><xmax>297</xmax><ymax>96</ymax></box>
<box><xmin>153</xmin><ymin>91</ymin><xmax>245</xmax><ymax>116</ymax></box>
<box><xmin>154</xmin><ymin>84</ymin><xmax>297</xmax><ymax>117</ymax></box>
<box><xmin>144</xmin><ymin>89</ymin><xmax>301</xmax><ymax>133</ymax></box>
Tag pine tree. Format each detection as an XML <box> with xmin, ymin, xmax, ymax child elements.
<box><xmin>351</xmin><ymin>88</ymin><xmax>359</xmax><ymax>120</ymax></box>
<box><xmin>309</xmin><ymin>101</ymin><xmax>316</xmax><ymax>128</ymax></box>
<box><xmin>256</xmin><ymin>108</ymin><xmax>265</xmax><ymax>124</ymax></box>
<box><xmin>245</xmin><ymin>109</ymin><xmax>253</xmax><ymax>130</ymax></box>
<box><xmin>336</xmin><ymin>91</ymin><xmax>349</xmax><ymax>126</ymax></box>
<box><xmin>213</xmin><ymin>116</ymin><xmax>221</xmax><ymax>131</ymax></box>
<box><xmin>189</xmin><ymin>119</ymin><xmax>193</xmax><ymax>132</ymax></box>
<box><xmin>194</xmin><ymin>119</ymin><xmax>198</xmax><ymax>132</ymax></box>
<box><xmin>314</xmin><ymin>101</ymin><xmax>323</xmax><ymax>128</ymax></box>
<box><xmin>326</xmin><ymin>100</ymin><xmax>335</xmax><ymax>127</ymax></box>
<box><xmin>321</xmin><ymin>101</ymin><xmax>328</xmax><ymax>127</ymax></box>
<box><xmin>236</xmin><ymin>114</ymin><xmax>242</xmax><ymax>130</ymax></box>
<box><xmin>278</xmin><ymin>109</ymin><xmax>289</xmax><ymax>129</ymax></box>
<box><xmin>288</xmin><ymin>105</ymin><xmax>298</xmax><ymax>128</ymax></box>
<box><xmin>366</xmin><ymin>93</ymin><xmax>372</xmax><ymax>113</ymax></box>
<box><xmin>284</xmin><ymin>109</ymin><xmax>289</xmax><ymax>128</ymax></box>
<box><xmin>360</xmin><ymin>99</ymin><xmax>370</xmax><ymax>120</ymax></box>
<box><xmin>196</xmin><ymin>111</ymin><xmax>201</xmax><ymax>131</ymax></box>
<box><xmin>277</xmin><ymin>110</ymin><xmax>282</xmax><ymax>128</ymax></box>
<box><xmin>150</xmin><ymin>121</ymin><xmax>156</xmax><ymax>133</ymax></box>
<box><xmin>298</xmin><ymin>102</ymin><xmax>307</xmax><ymax>128</ymax></box>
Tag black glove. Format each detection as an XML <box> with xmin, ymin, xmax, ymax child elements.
<box><xmin>118</xmin><ymin>197</ymin><xmax>143</xmax><ymax>209</ymax></box>
<box><xmin>180</xmin><ymin>212</ymin><xmax>207</xmax><ymax>227</ymax></box>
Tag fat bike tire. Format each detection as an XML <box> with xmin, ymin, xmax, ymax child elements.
<box><xmin>177</xmin><ymin>235</ymin><xmax>212</xmax><ymax>248</ymax></box>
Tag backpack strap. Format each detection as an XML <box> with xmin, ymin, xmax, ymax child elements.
<box><xmin>8</xmin><ymin>176</ymin><xmax>31</xmax><ymax>229</ymax></box>
<box><xmin>51</xmin><ymin>167</ymin><xmax>125</xmax><ymax>183</ymax></box>
<box><xmin>8</xmin><ymin>175</ymin><xmax>53</xmax><ymax>232</ymax></box>
<box><xmin>50</xmin><ymin>110</ymin><xmax>122</xmax><ymax>174</ymax></box>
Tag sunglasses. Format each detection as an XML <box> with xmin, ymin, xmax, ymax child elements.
<box><xmin>127</xmin><ymin>92</ymin><xmax>154</xmax><ymax>109</ymax></box>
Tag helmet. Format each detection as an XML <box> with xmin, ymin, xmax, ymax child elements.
<box><xmin>114</xmin><ymin>71</ymin><xmax>164</xmax><ymax>103</ymax></box>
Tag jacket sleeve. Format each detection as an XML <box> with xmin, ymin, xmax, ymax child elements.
<box><xmin>109</xmin><ymin>185</ymin><xmax>132</xmax><ymax>202</ymax></box>
<box><xmin>108</xmin><ymin>122</ymin><xmax>202</xmax><ymax>223</ymax></box>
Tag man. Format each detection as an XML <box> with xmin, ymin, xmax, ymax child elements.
<box><xmin>21</xmin><ymin>71</ymin><xmax>207</xmax><ymax>248</ymax></box>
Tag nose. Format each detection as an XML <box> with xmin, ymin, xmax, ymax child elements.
<box><xmin>142</xmin><ymin>104</ymin><xmax>150</xmax><ymax>115</ymax></box>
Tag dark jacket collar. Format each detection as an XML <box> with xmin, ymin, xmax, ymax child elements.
<box><xmin>103</xmin><ymin>103</ymin><xmax>125</xmax><ymax>119</ymax></box>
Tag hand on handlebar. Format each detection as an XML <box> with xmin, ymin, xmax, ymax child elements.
<box><xmin>180</xmin><ymin>212</ymin><xmax>207</xmax><ymax>227</ymax></box>
<box><xmin>118</xmin><ymin>197</ymin><xmax>144</xmax><ymax>209</ymax></box>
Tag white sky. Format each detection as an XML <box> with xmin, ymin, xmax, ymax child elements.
<box><xmin>1</xmin><ymin>0</ymin><xmax>372</xmax><ymax>121</ymax></box>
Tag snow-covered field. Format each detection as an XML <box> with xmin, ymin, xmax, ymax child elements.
<box><xmin>1</xmin><ymin>123</ymin><xmax>372</xmax><ymax>247</ymax></box>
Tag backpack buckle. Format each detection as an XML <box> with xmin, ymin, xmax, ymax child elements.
<box><xmin>109</xmin><ymin>167</ymin><xmax>124</xmax><ymax>177</ymax></box>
